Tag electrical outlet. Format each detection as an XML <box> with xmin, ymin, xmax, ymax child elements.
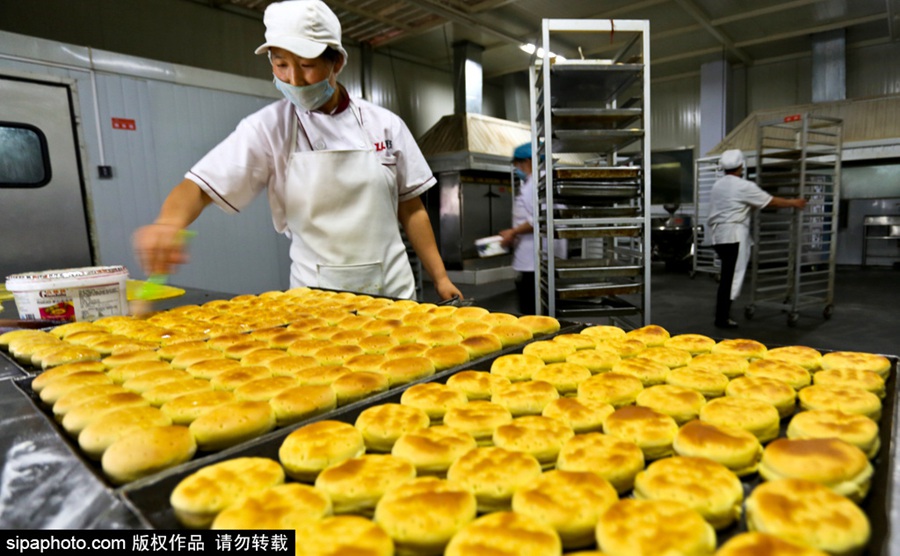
<box><xmin>98</xmin><ymin>166</ymin><xmax>113</xmax><ymax>179</ymax></box>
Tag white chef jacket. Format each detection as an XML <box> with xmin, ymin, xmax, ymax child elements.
<box><xmin>707</xmin><ymin>174</ymin><xmax>773</xmax><ymax>244</ymax></box>
<box><xmin>186</xmin><ymin>95</ymin><xmax>436</xmax><ymax>235</ymax></box>
<box><xmin>511</xmin><ymin>173</ymin><xmax>567</xmax><ymax>272</ymax></box>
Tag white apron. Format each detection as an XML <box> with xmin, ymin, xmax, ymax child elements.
<box><xmin>283</xmin><ymin>105</ymin><xmax>416</xmax><ymax>298</ymax></box>
<box><xmin>731</xmin><ymin>225</ymin><xmax>751</xmax><ymax>300</ymax></box>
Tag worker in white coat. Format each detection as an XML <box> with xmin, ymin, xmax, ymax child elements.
<box><xmin>708</xmin><ymin>149</ymin><xmax>806</xmax><ymax>328</ymax></box>
<box><xmin>133</xmin><ymin>0</ymin><xmax>461</xmax><ymax>301</ymax></box>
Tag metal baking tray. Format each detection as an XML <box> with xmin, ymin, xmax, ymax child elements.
<box><xmin>546</xmin><ymin>259</ymin><xmax>642</xmax><ymax>280</ymax></box>
<box><xmin>8</xmin><ymin>320</ymin><xmax>583</xmax><ymax>491</ymax></box>
<box><xmin>554</xmin><ymin>166</ymin><xmax>641</xmax><ymax>180</ymax></box>
<box><xmin>553</xmin><ymin>129</ymin><xmax>643</xmax><ymax>154</ymax></box>
<box><xmin>118</xmin><ymin>327</ymin><xmax>585</xmax><ymax>528</ymax></box>
<box><xmin>549</xmin><ymin>206</ymin><xmax>640</xmax><ymax>219</ymax></box>
<box><xmin>118</xmin><ymin>350</ymin><xmax>898</xmax><ymax>556</ymax></box>
<box><xmin>549</xmin><ymin>108</ymin><xmax>642</xmax><ymax>130</ymax></box>
<box><xmin>552</xmin><ymin>281</ymin><xmax>643</xmax><ymax>299</ymax></box>
<box><xmin>554</xmin><ymin>224</ymin><xmax>642</xmax><ymax>239</ymax></box>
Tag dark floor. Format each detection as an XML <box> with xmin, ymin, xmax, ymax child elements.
<box><xmin>425</xmin><ymin>265</ymin><xmax>899</xmax><ymax>357</ymax></box>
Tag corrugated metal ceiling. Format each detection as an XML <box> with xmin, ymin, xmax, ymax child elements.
<box><xmin>201</xmin><ymin>0</ymin><xmax>899</xmax><ymax>80</ymax></box>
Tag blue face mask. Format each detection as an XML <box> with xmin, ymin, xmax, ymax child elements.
<box><xmin>514</xmin><ymin>168</ymin><xmax>527</xmax><ymax>181</ymax></box>
<box><xmin>274</xmin><ymin>75</ymin><xmax>335</xmax><ymax>111</ymax></box>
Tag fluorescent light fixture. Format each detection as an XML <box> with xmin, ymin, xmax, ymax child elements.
<box><xmin>519</xmin><ymin>43</ymin><xmax>566</xmax><ymax>61</ymax></box>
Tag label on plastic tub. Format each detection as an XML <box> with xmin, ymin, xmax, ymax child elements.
<box><xmin>6</xmin><ymin>265</ymin><xmax>129</xmax><ymax>322</ymax></box>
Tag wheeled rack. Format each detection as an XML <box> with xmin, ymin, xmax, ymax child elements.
<box><xmin>746</xmin><ymin>113</ymin><xmax>842</xmax><ymax>326</ymax></box>
<box><xmin>529</xmin><ymin>19</ymin><xmax>651</xmax><ymax>327</ymax></box>
<box><xmin>692</xmin><ymin>155</ymin><xmax>722</xmax><ymax>279</ymax></box>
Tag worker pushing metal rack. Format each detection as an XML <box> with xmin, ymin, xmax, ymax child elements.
<box><xmin>746</xmin><ymin>113</ymin><xmax>842</xmax><ymax>327</ymax></box>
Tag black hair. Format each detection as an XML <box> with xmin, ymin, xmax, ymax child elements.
<box><xmin>321</xmin><ymin>47</ymin><xmax>343</xmax><ymax>64</ymax></box>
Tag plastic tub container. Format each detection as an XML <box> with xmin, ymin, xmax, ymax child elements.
<box><xmin>5</xmin><ymin>265</ymin><xmax>129</xmax><ymax>323</ymax></box>
<box><xmin>475</xmin><ymin>235</ymin><xmax>510</xmax><ymax>258</ymax></box>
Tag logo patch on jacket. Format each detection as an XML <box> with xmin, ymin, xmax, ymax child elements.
<box><xmin>374</xmin><ymin>139</ymin><xmax>393</xmax><ymax>152</ymax></box>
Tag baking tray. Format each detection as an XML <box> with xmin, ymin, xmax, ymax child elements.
<box><xmin>551</xmin><ymin>184</ymin><xmax>641</xmax><ymax>199</ymax></box>
<box><xmin>554</xmin><ymin>224</ymin><xmax>642</xmax><ymax>239</ymax></box>
<box><xmin>552</xmin><ymin>129</ymin><xmax>644</xmax><ymax>154</ymax></box>
<box><xmin>553</xmin><ymin>166</ymin><xmax>640</xmax><ymax>180</ymax></box>
<box><xmin>549</xmin><ymin>108</ymin><xmax>642</xmax><ymax>130</ymax></box>
<box><xmin>7</xmin><ymin>320</ymin><xmax>584</xmax><ymax>492</ymax></box>
<box><xmin>119</xmin><ymin>348</ymin><xmax>899</xmax><ymax>555</ymax></box>
<box><xmin>547</xmin><ymin>259</ymin><xmax>642</xmax><ymax>280</ymax></box>
<box><xmin>550</xmin><ymin>206</ymin><xmax>640</xmax><ymax>219</ymax></box>
<box><xmin>552</xmin><ymin>281</ymin><xmax>644</xmax><ymax>300</ymax></box>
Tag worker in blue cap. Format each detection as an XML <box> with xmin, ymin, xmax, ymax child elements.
<box><xmin>499</xmin><ymin>141</ymin><xmax>565</xmax><ymax>314</ymax></box>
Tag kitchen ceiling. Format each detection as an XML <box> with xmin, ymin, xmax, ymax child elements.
<box><xmin>200</xmin><ymin>0</ymin><xmax>900</xmax><ymax>81</ymax></box>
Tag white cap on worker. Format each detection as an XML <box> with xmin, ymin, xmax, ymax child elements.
<box><xmin>720</xmin><ymin>149</ymin><xmax>744</xmax><ymax>171</ymax></box>
<box><xmin>254</xmin><ymin>0</ymin><xmax>348</xmax><ymax>68</ymax></box>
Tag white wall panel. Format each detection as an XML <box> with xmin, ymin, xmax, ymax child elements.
<box><xmin>650</xmin><ymin>76</ymin><xmax>701</xmax><ymax>152</ymax></box>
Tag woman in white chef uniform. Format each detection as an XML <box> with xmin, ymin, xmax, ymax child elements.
<box><xmin>708</xmin><ymin>149</ymin><xmax>806</xmax><ymax>328</ymax></box>
<box><xmin>133</xmin><ymin>0</ymin><xmax>462</xmax><ymax>301</ymax></box>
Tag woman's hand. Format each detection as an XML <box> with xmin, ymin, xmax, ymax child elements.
<box><xmin>434</xmin><ymin>276</ymin><xmax>463</xmax><ymax>301</ymax></box>
<box><xmin>132</xmin><ymin>223</ymin><xmax>190</xmax><ymax>276</ymax></box>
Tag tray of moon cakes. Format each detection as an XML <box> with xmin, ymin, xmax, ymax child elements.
<box><xmin>0</xmin><ymin>287</ymin><xmax>581</xmax><ymax>492</ymax></box>
<box><xmin>115</xmin><ymin>323</ymin><xmax>898</xmax><ymax>556</ymax></box>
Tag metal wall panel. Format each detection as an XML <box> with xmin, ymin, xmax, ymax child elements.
<box><xmin>847</xmin><ymin>41</ymin><xmax>900</xmax><ymax>98</ymax></box>
<box><xmin>649</xmin><ymin>75</ymin><xmax>701</xmax><ymax>152</ymax></box>
<box><xmin>746</xmin><ymin>58</ymin><xmax>813</xmax><ymax>114</ymax></box>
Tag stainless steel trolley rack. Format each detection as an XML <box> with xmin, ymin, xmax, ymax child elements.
<box><xmin>747</xmin><ymin>113</ymin><xmax>842</xmax><ymax>326</ymax></box>
<box><xmin>529</xmin><ymin>19</ymin><xmax>651</xmax><ymax>328</ymax></box>
<box><xmin>692</xmin><ymin>155</ymin><xmax>722</xmax><ymax>279</ymax></box>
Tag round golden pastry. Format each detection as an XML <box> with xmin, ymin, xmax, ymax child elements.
<box><xmin>453</xmin><ymin>306</ymin><xmax>490</xmax><ymax>322</ymax></box>
<box><xmin>331</xmin><ymin>371</ymin><xmax>389</xmax><ymax>406</ymax></box>
<box><xmin>455</xmin><ymin>321</ymin><xmax>492</xmax><ymax>339</ymax></box>
<box><xmin>32</xmin><ymin>360</ymin><xmax>107</xmax><ymax>393</ymax></box>
<box><xmin>279</xmin><ymin>420</ymin><xmax>366</xmax><ymax>482</ymax></box>
<box><xmin>170</xmin><ymin>456</ymin><xmax>285</xmax><ymax>529</ymax></box>
<box><xmin>35</xmin><ymin>345</ymin><xmax>102</xmax><ymax>370</ymax></box>
<box><xmin>700</xmin><ymin>396</ymin><xmax>781</xmax><ymax>444</ymax></box>
<box><xmin>716</xmin><ymin>532</ymin><xmax>830</xmax><ymax>556</ymax></box>
<box><xmin>211</xmin><ymin>482</ymin><xmax>333</xmax><ymax>530</ymax></box>
<box><xmin>799</xmin><ymin>384</ymin><xmax>883</xmax><ymax>421</ymax></box>
<box><xmin>673</xmin><ymin>419</ymin><xmax>762</xmax><ymax>477</ymax></box>
<box><xmin>599</xmin><ymin>337</ymin><xmax>646</xmax><ymax>358</ymax></box>
<box><xmin>445</xmin><ymin>370</ymin><xmax>511</xmax><ymax>401</ymax></box>
<box><xmin>401</xmin><ymin>312</ymin><xmax>434</xmax><ymax>328</ymax></box>
<box><xmin>480</xmin><ymin>312</ymin><xmax>518</xmax><ymax>326</ymax></box>
<box><xmin>159</xmin><ymin>390</ymin><xmax>235</xmax><ymax>425</ymax></box>
<box><xmin>512</xmin><ymin>469</ymin><xmax>618</xmax><ymax>549</ymax></box>
<box><xmin>759</xmin><ymin>437</ymin><xmax>873</xmax><ymax>503</ymax></box>
<box><xmin>355</xmin><ymin>403</ymin><xmax>431</xmax><ymax>452</ymax></box>
<box><xmin>445</xmin><ymin>511</ymin><xmax>561</xmax><ymax>556</ymax></box>
<box><xmin>315</xmin><ymin>454</ymin><xmax>417</xmax><ymax>516</ymax></box>
<box><xmin>610</xmin><ymin>356</ymin><xmax>671</xmax><ymax>386</ymax></box>
<box><xmin>361</xmin><ymin>318</ymin><xmax>403</xmax><ymax>337</ymax></box>
<box><xmin>814</xmin><ymin>368</ymin><xmax>885</xmax><ymax>399</ymax></box>
<box><xmin>787</xmin><ymin>409</ymin><xmax>880</xmax><ymax>459</ymax></box>
<box><xmin>314</xmin><ymin>344</ymin><xmax>364</xmax><ymax>366</ymax></box>
<box><xmin>821</xmin><ymin>350</ymin><xmax>891</xmax><ymax>379</ymax></box>
<box><xmin>416</xmin><ymin>329</ymin><xmax>463</xmax><ymax>348</ymax></box>
<box><xmin>666</xmin><ymin>366</ymin><xmax>730</xmax><ymax>398</ymax></box>
<box><xmin>306</xmin><ymin>325</ymin><xmax>341</xmax><ymax>341</ymax></box>
<box><xmin>596</xmin><ymin>499</ymin><xmax>716</xmax><ymax>556</ymax></box>
<box><xmin>52</xmin><ymin>384</ymin><xmax>129</xmax><ymax>419</ymax></box>
<box><xmin>266</xmin><ymin>330</ymin><xmax>308</xmax><ymax>350</ymax></box>
<box><xmin>78</xmin><ymin>405</ymin><xmax>173</xmax><ymax>460</ymax></box>
<box><xmin>343</xmin><ymin>353</ymin><xmax>388</xmax><ymax>373</ymax></box>
<box><xmin>516</xmin><ymin>315</ymin><xmax>561</xmax><ymax>336</ymax></box>
<box><xmin>686</xmin><ymin>352</ymin><xmax>749</xmax><ymax>378</ymax></box>
<box><xmin>155</xmin><ymin>340</ymin><xmax>209</xmax><ymax>362</ymax></box>
<box><xmin>428</xmin><ymin>315</ymin><xmax>463</xmax><ymax>333</ymax></box>
<box><xmin>169</xmin><ymin>348</ymin><xmax>225</xmax><ymax>370</ymax></box>
<box><xmin>60</xmin><ymin>392</ymin><xmax>150</xmax><ymax>436</ymax></box>
<box><xmin>337</xmin><ymin>314</ymin><xmax>375</xmax><ymax>330</ymax></box>
<box><xmin>294</xmin><ymin>515</ymin><xmax>394</xmax><ymax>556</ymax></box>
<box><xmin>541</xmin><ymin>397</ymin><xmax>614</xmax><ymax>433</ymax></box>
<box><xmin>39</xmin><ymin>371</ymin><xmax>114</xmax><ymax>406</ymax></box>
<box><xmin>357</xmin><ymin>334</ymin><xmax>400</xmax><ymax>355</ymax></box>
<box><xmin>490</xmin><ymin>353</ymin><xmax>545</xmax><ymax>382</ymax></box>
<box><xmin>565</xmin><ymin>348</ymin><xmax>620</xmax><ymax>374</ymax></box>
<box><xmin>293</xmin><ymin>365</ymin><xmax>353</xmax><ymax>386</ymax></box>
<box><xmin>446</xmin><ymin>446</ymin><xmax>542</xmax><ymax>513</ymax></box>
<box><xmin>459</xmin><ymin>333</ymin><xmax>504</xmax><ymax>359</ymax></box>
<box><xmin>209</xmin><ymin>365</ymin><xmax>273</xmax><ymax>391</ymax></box>
<box><xmin>580</xmin><ymin>325</ymin><xmax>626</xmax><ymax>341</ymax></box>
<box><xmin>121</xmin><ymin>369</ymin><xmax>191</xmax><ymax>395</ymax></box>
<box><xmin>603</xmin><ymin>405</ymin><xmax>679</xmax><ymax>461</ymax></box>
<box><xmin>240</xmin><ymin>348</ymin><xmax>293</xmax><ymax>368</ymax></box>
<box><xmin>492</xmin><ymin>415</ymin><xmax>574</xmax><ymax>468</ymax></box>
<box><xmin>745</xmin><ymin>478</ymin><xmax>870</xmax><ymax>556</ymax></box>
<box><xmin>638</xmin><ymin>346</ymin><xmax>693</xmax><ymax>370</ymax></box>
<box><xmin>664</xmin><ymin>333</ymin><xmax>715</xmax><ymax>355</ymax></box>
<box><xmin>206</xmin><ymin>332</ymin><xmax>252</xmax><ymax>351</ymax></box>
<box><xmin>389</xmin><ymin>325</ymin><xmax>427</xmax><ymax>345</ymax></box>
<box><xmin>577</xmin><ymin>371</ymin><xmax>644</xmax><ymax>408</ymax></box>
<box><xmin>50</xmin><ymin>321</ymin><xmax>105</xmax><ymax>339</ymax></box>
<box><xmin>522</xmin><ymin>340</ymin><xmax>576</xmax><ymax>363</ymax></box>
<box><xmin>233</xmin><ymin>375</ymin><xmax>300</xmax><ymax>402</ymax></box>
<box><xmin>142</xmin><ymin>378</ymin><xmax>214</xmax><ymax>407</ymax></box>
<box><xmin>725</xmin><ymin>375</ymin><xmax>797</xmax><ymax>419</ymax></box>
<box><xmin>373</xmin><ymin>477</ymin><xmax>477</xmax><ymax>555</ymax></box>
<box><xmin>747</xmin><ymin>358</ymin><xmax>811</xmax><ymax>390</ymax></box>
<box><xmin>424</xmin><ymin>345</ymin><xmax>470</xmax><ymax>371</ymax></box>
<box><xmin>270</xmin><ymin>384</ymin><xmax>338</xmax><ymax>426</ymax></box>
<box><xmin>189</xmin><ymin>400</ymin><xmax>277</xmax><ymax>451</ymax></box>
<box><xmin>635</xmin><ymin>384</ymin><xmax>706</xmax><ymax>425</ymax></box>
<box><xmin>491</xmin><ymin>379</ymin><xmax>560</xmax><ymax>417</ymax></box>
<box><xmin>531</xmin><ymin>362</ymin><xmax>592</xmax><ymax>396</ymax></box>
<box><xmin>400</xmin><ymin>382</ymin><xmax>468</xmax><ymax>423</ymax></box>
<box><xmin>286</xmin><ymin>338</ymin><xmax>333</xmax><ymax>358</ymax></box>
<box><xmin>763</xmin><ymin>345</ymin><xmax>823</xmax><ymax>371</ymax></box>
<box><xmin>101</xmin><ymin>425</ymin><xmax>197</xmax><ymax>485</ymax></box>
<box><xmin>183</xmin><ymin>358</ymin><xmax>242</xmax><ymax>380</ymax></box>
<box><xmin>552</xmin><ymin>333</ymin><xmax>597</xmax><ymax>351</ymax></box>
<box><xmin>443</xmin><ymin>400</ymin><xmax>513</xmax><ymax>446</ymax></box>
<box><xmin>378</xmin><ymin>356</ymin><xmax>436</xmax><ymax>386</ymax></box>
<box><xmin>391</xmin><ymin>425</ymin><xmax>477</xmax><ymax>477</ymax></box>
<box><xmin>556</xmin><ymin>432</ymin><xmax>645</xmax><ymax>494</ymax></box>
<box><xmin>633</xmin><ymin>455</ymin><xmax>744</xmax><ymax>530</ymax></box>
<box><xmin>712</xmin><ymin>338</ymin><xmax>768</xmax><ymax>360</ymax></box>
<box><xmin>624</xmin><ymin>324</ymin><xmax>670</xmax><ymax>347</ymax></box>
<box><xmin>268</xmin><ymin>355</ymin><xmax>320</xmax><ymax>376</ymax></box>
<box><xmin>385</xmin><ymin>342</ymin><xmax>429</xmax><ymax>359</ymax></box>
